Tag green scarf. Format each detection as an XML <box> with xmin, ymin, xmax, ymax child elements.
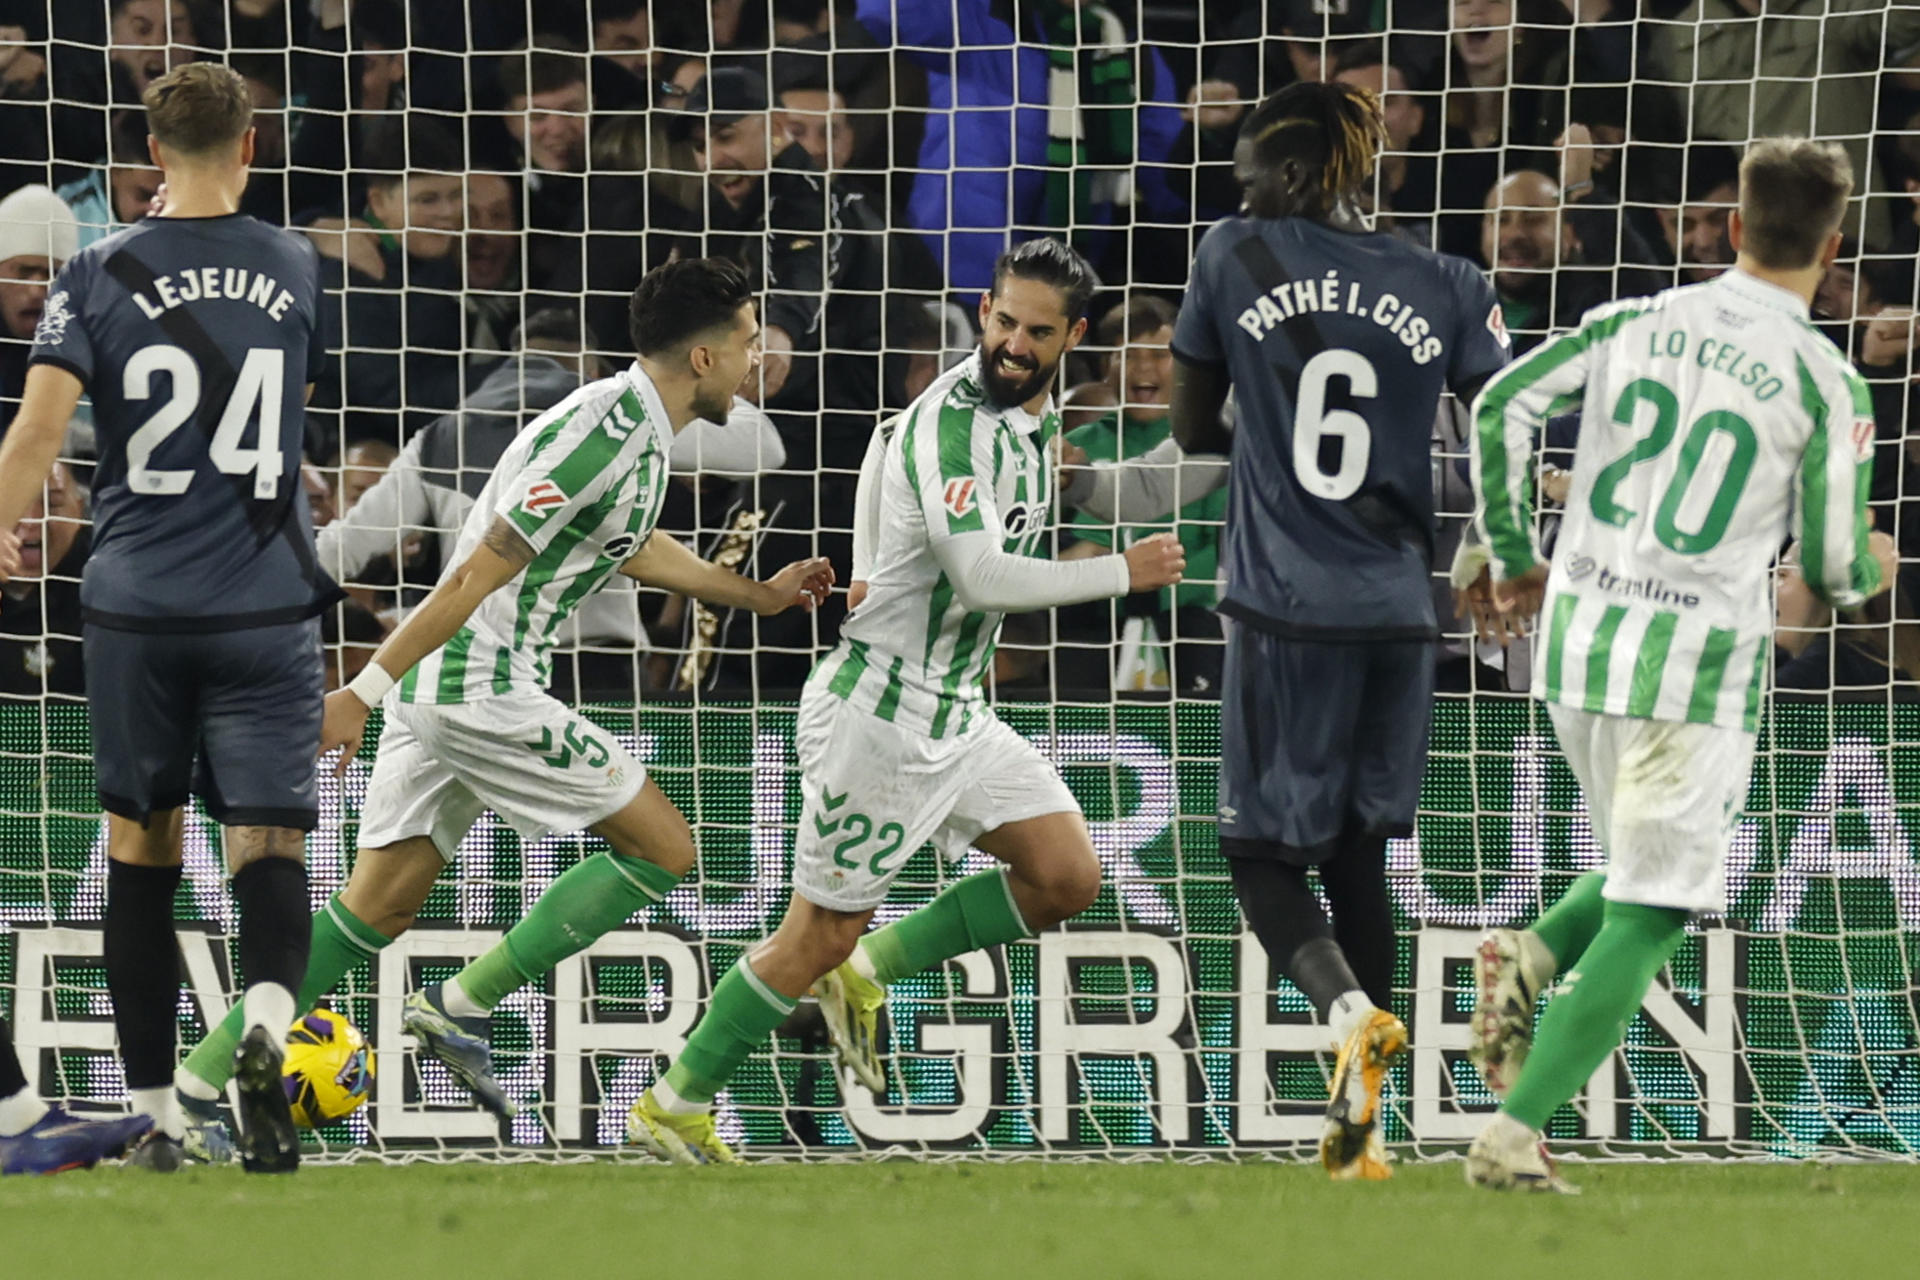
<box><xmin>1039</xmin><ymin>0</ymin><xmax>1137</xmax><ymax>247</ymax></box>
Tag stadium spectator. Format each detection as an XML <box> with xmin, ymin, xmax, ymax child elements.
<box><xmin>1328</xmin><ymin>43</ymin><xmax>1467</xmax><ymax>251</ymax></box>
<box><xmin>304</xmin><ymin>113</ymin><xmax>467</xmax><ymax>452</ymax></box>
<box><xmin>334</xmin><ymin>439</ymin><xmax>398</xmax><ymax>517</ymax></box>
<box><xmin>1064</xmin><ymin>296</ymin><xmax>1226</xmax><ymax>696</ymax></box>
<box><xmin>1651</xmin><ymin>0</ymin><xmax>1920</xmax><ymax>249</ymax></box>
<box><xmin>0</xmin><ymin>13</ymin><xmax>49</xmax><ymax>196</ymax></box>
<box><xmin>775</xmin><ymin>66</ymin><xmax>855</xmax><ymax>181</ymax></box>
<box><xmin>0</xmin><ymin>184</ymin><xmax>77</xmax><ymax>436</ymax></box>
<box><xmin>676</xmin><ymin>66</ymin><xmax>942</xmax><ymax>467</ymax></box>
<box><xmin>283</xmin><ymin>0</ymin><xmax>408</xmax><ymax>220</ymax></box>
<box><xmin>1651</xmin><ymin>144</ymin><xmax>1739</xmax><ymax>285</ymax></box>
<box><xmin>1775</xmin><ymin>531</ymin><xmax>1917</xmax><ymax>689</ymax></box>
<box><xmin>499</xmin><ymin>39</ymin><xmax>593</xmax><ymax>283</ymax></box>
<box><xmin>105</xmin><ymin>0</ymin><xmax>198</xmax><ymax>101</ymax></box>
<box><xmin>1061</xmin><ymin>379</ymin><xmax>1119</xmax><ymax>433</ymax></box>
<box><xmin>1479</xmin><ymin>158</ymin><xmax>1663</xmax><ymax>353</ymax></box>
<box><xmin>464</xmin><ymin>170</ymin><xmax>522</xmax><ymax>351</ymax></box>
<box><xmin>0</xmin><ymin>461</ymin><xmax>85</xmax><ymax>699</ymax></box>
<box><xmin>54</xmin><ymin>114</ymin><xmax>159</xmax><ymax>251</ymax></box>
<box><xmin>232</xmin><ymin>53</ymin><xmax>290</xmax><ymax>225</ymax></box>
<box><xmin>590</xmin><ymin>0</ymin><xmax>654</xmax><ymax>76</ymax></box>
<box><xmin>853</xmin><ymin>0</ymin><xmax>1187</xmax><ymax>291</ymax></box>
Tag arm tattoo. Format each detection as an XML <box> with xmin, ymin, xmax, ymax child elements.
<box><xmin>482</xmin><ymin>516</ymin><xmax>537</xmax><ymax>571</ymax></box>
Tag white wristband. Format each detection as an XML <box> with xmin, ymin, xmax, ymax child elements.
<box><xmin>346</xmin><ymin>662</ymin><xmax>396</xmax><ymax>709</ymax></box>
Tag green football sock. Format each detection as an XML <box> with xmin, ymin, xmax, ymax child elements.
<box><xmin>859</xmin><ymin>867</ymin><xmax>1033</xmax><ymax>987</ymax></box>
<box><xmin>659</xmin><ymin>959</ymin><xmax>796</xmax><ymax>1108</ymax></box>
<box><xmin>1530</xmin><ymin>871</ymin><xmax>1608</xmax><ymax>974</ymax></box>
<box><xmin>453</xmin><ymin>852</ymin><xmax>681</xmax><ymax>1013</ymax></box>
<box><xmin>1502</xmin><ymin>900</ymin><xmax>1689</xmax><ymax>1130</ymax></box>
<box><xmin>179</xmin><ymin>894</ymin><xmax>389</xmax><ymax>1094</ymax></box>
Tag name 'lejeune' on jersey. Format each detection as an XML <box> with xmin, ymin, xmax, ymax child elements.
<box><xmin>1171</xmin><ymin>216</ymin><xmax>1511</xmax><ymax>638</ymax></box>
<box><xmin>27</xmin><ymin>212</ymin><xmax>333</xmax><ymax>628</ymax></box>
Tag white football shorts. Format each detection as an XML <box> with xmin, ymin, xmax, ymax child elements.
<box><xmin>790</xmin><ymin>684</ymin><xmax>1079</xmax><ymax>913</ymax></box>
<box><xmin>1547</xmin><ymin>702</ymin><xmax>1757</xmax><ymax>913</ymax></box>
<box><xmin>358</xmin><ymin>691</ymin><xmax>647</xmax><ymax>860</ymax></box>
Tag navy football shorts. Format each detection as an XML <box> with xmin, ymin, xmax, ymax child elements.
<box><xmin>85</xmin><ymin>618</ymin><xmax>324</xmax><ymax>830</ymax></box>
<box><xmin>1216</xmin><ymin>621</ymin><xmax>1434</xmax><ymax>866</ymax></box>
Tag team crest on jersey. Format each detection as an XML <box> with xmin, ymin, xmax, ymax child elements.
<box><xmin>943</xmin><ymin>478</ymin><xmax>977</xmax><ymax>518</ymax></box>
<box><xmin>1853</xmin><ymin>417</ymin><xmax>1877</xmax><ymax>463</ymax></box>
<box><xmin>1486</xmin><ymin>301</ymin><xmax>1510</xmax><ymax>348</ymax></box>
<box><xmin>33</xmin><ymin>289</ymin><xmax>71</xmax><ymax>347</ymax></box>
<box><xmin>603</xmin><ymin>532</ymin><xmax>639</xmax><ymax>560</ymax></box>
<box><xmin>521</xmin><ymin>480</ymin><xmax>567</xmax><ymax>516</ymax></box>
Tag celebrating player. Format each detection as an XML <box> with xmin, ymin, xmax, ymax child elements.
<box><xmin>0</xmin><ymin>63</ymin><xmax>331</xmax><ymax>1174</ymax></box>
<box><xmin>1164</xmin><ymin>81</ymin><xmax>1513</xmax><ymax>1180</ymax></box>
<box><xmin>621</xmin><ymin>237</ymin><xmax>1185</xmax><ymax>1165</ymax></box>
<box><xmin>172</xmin><ymin>257</ymin><xmax>831</xmax><ymax>1125</ymax></box>
<box><xmin>1460</xmin><ymin>137</ymin><xmax>1883</xmax><ymax>1192</ymax></box>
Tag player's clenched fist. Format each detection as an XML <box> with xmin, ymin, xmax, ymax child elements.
<box><xmin>1123</xmin><ymin>531</ymin><xmax>1186</xmax><ymax>592</ymax></box>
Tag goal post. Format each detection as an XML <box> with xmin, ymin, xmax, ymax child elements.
<box><xmin>2</xmin><ymin>1</ymin><xmax>1917</xmax><ymax>1161</ymax></box>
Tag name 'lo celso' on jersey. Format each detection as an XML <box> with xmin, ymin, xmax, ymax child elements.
<box><xmin>26</xmin><ymin>212</ymin><xmax>336</xmax><ymax>628</ymax></box>
<box><xmin>1472</xmin><ymin>271</ymin><xmax>1881</xmax><ymax>732</ymax></box>
<box><xmin>1170</xmin><ymin>215</ymin><xmax>1511</xmax><ymax>637</ymax></box>
<box><xmin>398</xmin><ymin>364</ymin><xmax>674</xmax><ymax>705</ymax></box>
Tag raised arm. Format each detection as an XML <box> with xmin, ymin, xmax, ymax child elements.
<box><xmin>909</xmin><ymin>404</ymin><xmax>1183</xmax><ymax>613</ymax></box>
<box><xmin>316</xmin><ymin>430</ymin><xmax>440</xmax><ymax>581</ymax></box>
<box><xmin>618</xmin><ymin>528</ymin><xmax>832</xmax><ymax>614</ymax></box>
<box><xmin>1060</xmin><ymin>435</ymin><xmax>1229</xmax><ymax>524</ymax></box>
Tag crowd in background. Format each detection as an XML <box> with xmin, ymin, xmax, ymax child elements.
<box><xmin>3</xmin><ymin>0</ymin><xmax>1920</xmax><ymax>706</ymax></box>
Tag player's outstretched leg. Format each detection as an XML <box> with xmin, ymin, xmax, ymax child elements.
<box><xmin>1465</xmin><ymin>899</ymin><xmax>1686</xmax><ymax>1194</ymax></box>
<box><xmin>103</xmin><ymin>815</ymin><xmax>189</xmax><ymax>1172</ymax></box>
<box><xmin>413</xmin><ymin>783</ymin><xmax>693</xmax><ymax>1119</ymax></box>
<box><xmin>1471</xmin><ymin>872</ymin><xmax>1606</xmax><ymax>1098</ymax></box>
<box><xmin>1228</xmin><ymin>852</ymin><xmax>1407</xmax><ymax>1180</ymax></box>
<box><xmin>175</xmin><ymin>845</ymin><xmax>437</xmax><ymax>1159</ymax></box>
<box><xmin>0</xmin><ymin>1015</ymin><xmax>153</xmax><ymax>1175</ymax></box>
<box><xmin>224</xmin><ymin>828</ymin><xmax>312</xmax><ymax>1174</ymax></box>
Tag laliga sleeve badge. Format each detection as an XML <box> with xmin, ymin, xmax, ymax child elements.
<box><xmin>943</xmin><ymin>477</ymin><xmax>977</xmax><ymax>518</ymax></box>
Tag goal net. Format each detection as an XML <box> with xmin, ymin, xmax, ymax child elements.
<box><xmin>3</xmin><ymin>0</ymin><xmax>1918</xmax><ymax>1161</ymax></box>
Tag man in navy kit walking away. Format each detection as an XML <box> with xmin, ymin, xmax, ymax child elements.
<box><xmin>0</xmin><ymin>63</ymin><xmax>333</xmax><ymax>1173</ymax></box>
<box><xmin>1169</xmin><ymin>82</ymin><xmax>1512</xmax><ymax>1179</ymax></box>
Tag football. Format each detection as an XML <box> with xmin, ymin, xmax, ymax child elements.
<box><xmin>281</xmin><ymin>1009</ymin><xmax>376</xmax><ymax>1129</ymax></box>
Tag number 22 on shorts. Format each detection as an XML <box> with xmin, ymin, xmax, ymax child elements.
<box><xmin>816</xmin><ymin>789</ymin><xmax>910</xmax><ymax>877</ymax></box>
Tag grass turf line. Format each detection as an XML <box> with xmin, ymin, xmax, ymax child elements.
<box><xmin>2</xmin><ymin>1161</ymin><xmax>1912</xmax><ymax>1279</ymax></box>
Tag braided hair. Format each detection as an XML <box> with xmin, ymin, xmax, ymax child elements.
<box><xmin>1236</xmin><ymin>81</ymin><xmax>1388</xmax><ymax>220</ymax></box>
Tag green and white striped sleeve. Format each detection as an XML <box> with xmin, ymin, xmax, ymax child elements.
<box><xmin>1470</xmin><ymin>304</ymin><xmax>1641</xmax><ymax>579</ymax></box>
<box><xmin>498</xmin><ymin>391</ymin><xmax>638</xmax><ymax>553</ymax></box>
<box><xmin>1792</xmin><ymin>355</ymin><xmax>1881</xmax><ymax>609</ymax></box>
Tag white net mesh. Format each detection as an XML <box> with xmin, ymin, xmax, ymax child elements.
<box><xmin>3</xmin><ymin>0</ymin><xmax>1920</xmax><ymax>1160</ymax></box>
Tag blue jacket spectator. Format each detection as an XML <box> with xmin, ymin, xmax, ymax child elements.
<box><xmin>855</xmin><ymin>0</ymin><xmax>1187</xmax><ymax>291</ymax></box>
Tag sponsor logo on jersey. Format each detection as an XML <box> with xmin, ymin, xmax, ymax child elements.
<box><xmin>521</xmin><ymin>480</ymin><xmax>567</xmax><ymax>516</ymax></box>
<box><xmin>1591</xmin><ymin>565</ymin><xmax>1702</xmax><ymax>609</ymax></box>
<box><xmin>1564</xmin><ymin>554</ymin><xmax>1597</xmax><ymax>582</ymax></box>
<box><xmin>943</xmin><ymin>478</ymin><xmax>977</xmax><ymax>518</ymax></box>
<box><xmin>32</xmin><ymin>288</ymin><xmax>71</xmax><ymax>346</ymax></box>
<box><xmin>1853</xmin><ymin>417</ymin><xmax>1877</xmax><ymax>463</ymax></box>
<box><xmin>1001</xmin><ymin>501</ymin><xmax>1039</xmax><ymax>539</ymax></box>
<box><xmin>1486</xmin><ymin>301</ymin><xmax>1509</xmax><ymax>347</ymax></box>
<box><xmin>602</xmin><ymin>532</ymin><xmax>639</xmax><ymax>560</ymax></box>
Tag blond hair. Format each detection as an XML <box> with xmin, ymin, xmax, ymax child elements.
<box><xmin>1738</xmin><ymin>138</ymin><xmax>1852</xmax><ymax>270</ymax></box>
<box><xmin>143</xmin><ymin>62</ymin><xmax>253</xmax><ymax>158</ymax></box>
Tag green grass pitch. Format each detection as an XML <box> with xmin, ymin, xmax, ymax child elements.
<box><xmin>3</xmin><ymin>1159</ymin><xmax>1914</xmax><ymax>1279</ymax></box>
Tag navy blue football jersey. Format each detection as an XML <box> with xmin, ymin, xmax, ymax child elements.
<box><xmin>1173</xmin><ymin>217</ymin><xmax>1510</xmax><ymax>636</ymax></box>
<box><xmin>29</xmin><ymin>214</ymin><xmax>335</xmax><ymax>628</ymax></box>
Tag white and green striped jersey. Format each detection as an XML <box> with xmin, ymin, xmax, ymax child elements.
<box><xmin>1472</xmin><ymin>270</ymin><xmax>1880</xmax><ymax>732</ymax></box>
<box><xmin>398</xmin><ymin>363</ymin><xmax>673</xmax><ymax>705</ymax></box>
<box><xmin>824</xmin><ymin>352</ymin><xmax>1127</xmax><ymax>738</ymax></box>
